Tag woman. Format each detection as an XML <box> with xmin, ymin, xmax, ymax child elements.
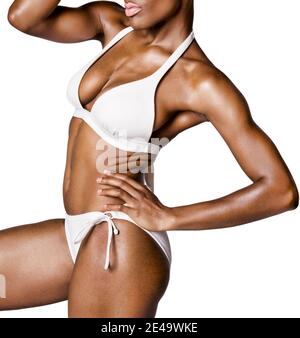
<box><xmin>1</xmin><ymin>0</ymin><xmax>298</xmax><ymax>318</ymax></box>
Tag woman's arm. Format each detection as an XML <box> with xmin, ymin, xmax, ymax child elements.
<box><xmin>93</xmin><ymin>65</ymin><xmax>298</xmax><ymax>232</ymax></box>
<box><xmin>7</xmin><ymin>0</ymin><xmax>126</xmax><ymax>43</ymax></box>
<box><xmin>166</xmin><ymin>67</ymin><xmax>299</xmax><ymax>231</ymax></box>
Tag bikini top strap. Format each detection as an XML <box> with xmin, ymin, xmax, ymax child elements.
<box><xmin>151</xmin><ymin>30</ymin><xmax>195</xmax><ymax>81</ymax></box>
<box><xmin>102</xmin><ymin>26</ymin><xmax>134</xmax><ymax>52</ymax></box>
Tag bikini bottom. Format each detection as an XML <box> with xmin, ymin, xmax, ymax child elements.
<box><xmin>64</xmin><ymin>210</ymin><xmax>172</xmax><ymax>270</ymax></box>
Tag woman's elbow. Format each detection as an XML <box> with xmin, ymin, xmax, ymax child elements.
<box><xmin>285</xmin><ymin>184</ymin><xmax>299</xmax><ymax>210</ymax></box>
<box><xmin>278</xmin><ymin>182</ymin><xmax>299</xmax><ymax>211</ymax></box>
<box><xmin>263</xmin><ymin>177</ymin><xmax>299</xmax><ymax>213</ymax></box>
<box><xmin>7</xmin><ymin>7</ymin><xmax>32</xmax><ymax>32</ymax></box>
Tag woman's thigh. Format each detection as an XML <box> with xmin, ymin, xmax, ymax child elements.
<box><xmin>68</xmin><ymin>218</ymin><xmax>170</xmax><ymax>318</ymax></box>
<box><xmin>0</xmin><ymin>218</ymin><xmax>74</xmax><ymax>310</ymax></box>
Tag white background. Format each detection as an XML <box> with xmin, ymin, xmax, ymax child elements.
<box><xmin>0</xmin><ymin>0</ymin><xmax>299</xmax><ymax>318</ymax></box>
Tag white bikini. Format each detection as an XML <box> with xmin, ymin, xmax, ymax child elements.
<box><xmin>64</xmin><ymin>25</ymin><xmax>195</xmax><ymax>270</ymax></box>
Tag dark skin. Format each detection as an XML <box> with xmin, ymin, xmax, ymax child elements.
<box><xmin>1</xmin><ymin>0</ymin><xmax>298</xmax><ymax>317</ymax></box>
<box><xmin>97</xmin><ymin>62</ymin><xmax>300</xmax><ymax>231</ymax></box>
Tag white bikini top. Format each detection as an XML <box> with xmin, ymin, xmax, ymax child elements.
<box><xmin>66</xmin><ymin>25</ymin><xmax>195</xmax><ymax>156</ymax></box>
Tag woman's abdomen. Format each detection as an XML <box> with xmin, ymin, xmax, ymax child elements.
<box><xmin>63</xmin><ymin>118</ymin><xmax>147</xmax><ymax>215</ymax></box>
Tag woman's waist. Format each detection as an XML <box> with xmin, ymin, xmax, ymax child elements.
<box><xmin>63</xmin><ymin>162</ymin><xmax>150</xmax><ymax>215</ymax></box>
<box><xmin>63</xmin><ymin>185</ymin><xmax>121</xmax><ymax>215</ymax></box>
<box><xmin>64</xmin><ymin>127</ymin><xmax>155</xmax><ymax>214</ymax></box>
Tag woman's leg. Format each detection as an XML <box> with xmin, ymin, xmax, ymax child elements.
<box><xmin>0</xmin><ymin>218</ymin><xmax>74</xmax><ymax>310</ymax></box>
<box><xmin>68</xmin><ymin>218</ymin><xmax>170</xmax><ymax>318</ymax></box>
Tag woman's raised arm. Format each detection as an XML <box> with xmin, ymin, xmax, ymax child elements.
<box><xmin>7</xmin><ymin>0</ymin><xmax>126</xmax><ymax>43</ymax></box>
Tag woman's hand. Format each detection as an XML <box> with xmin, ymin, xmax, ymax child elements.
<box><xmin>96</xmin><ymin>170</ymin><xmax>174</xmax><ymax>232</ymax></box>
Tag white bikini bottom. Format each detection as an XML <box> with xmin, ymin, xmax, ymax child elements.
<box><xmin>64</xmin><ymin>210</ymin><xmax>172</xmax><ymax>270</ymax></box>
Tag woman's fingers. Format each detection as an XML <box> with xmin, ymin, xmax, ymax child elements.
<box><xmin>103</xmin><ymin>203</ymin><xmax>133</xmax><ymax>215</ymax></box>
<box><xmin>104</xmin><ymin>170</ymin><xmax>147</xmax><ymax>192</ymax></box>
<box><xmin>97</xmin><ymin>186</ymin><xmax>137</xmax><ymax>207</ymax></box>
<box><xmin>97</xmin><ymin>177</ymin><xmax>140</xmax><ymax>200</ymax></box>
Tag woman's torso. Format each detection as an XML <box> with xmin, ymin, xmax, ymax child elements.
<box><xmin>63</xmin><ymin>25</ymin><xmax>208</xmax><ymax>215</ymax></box>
